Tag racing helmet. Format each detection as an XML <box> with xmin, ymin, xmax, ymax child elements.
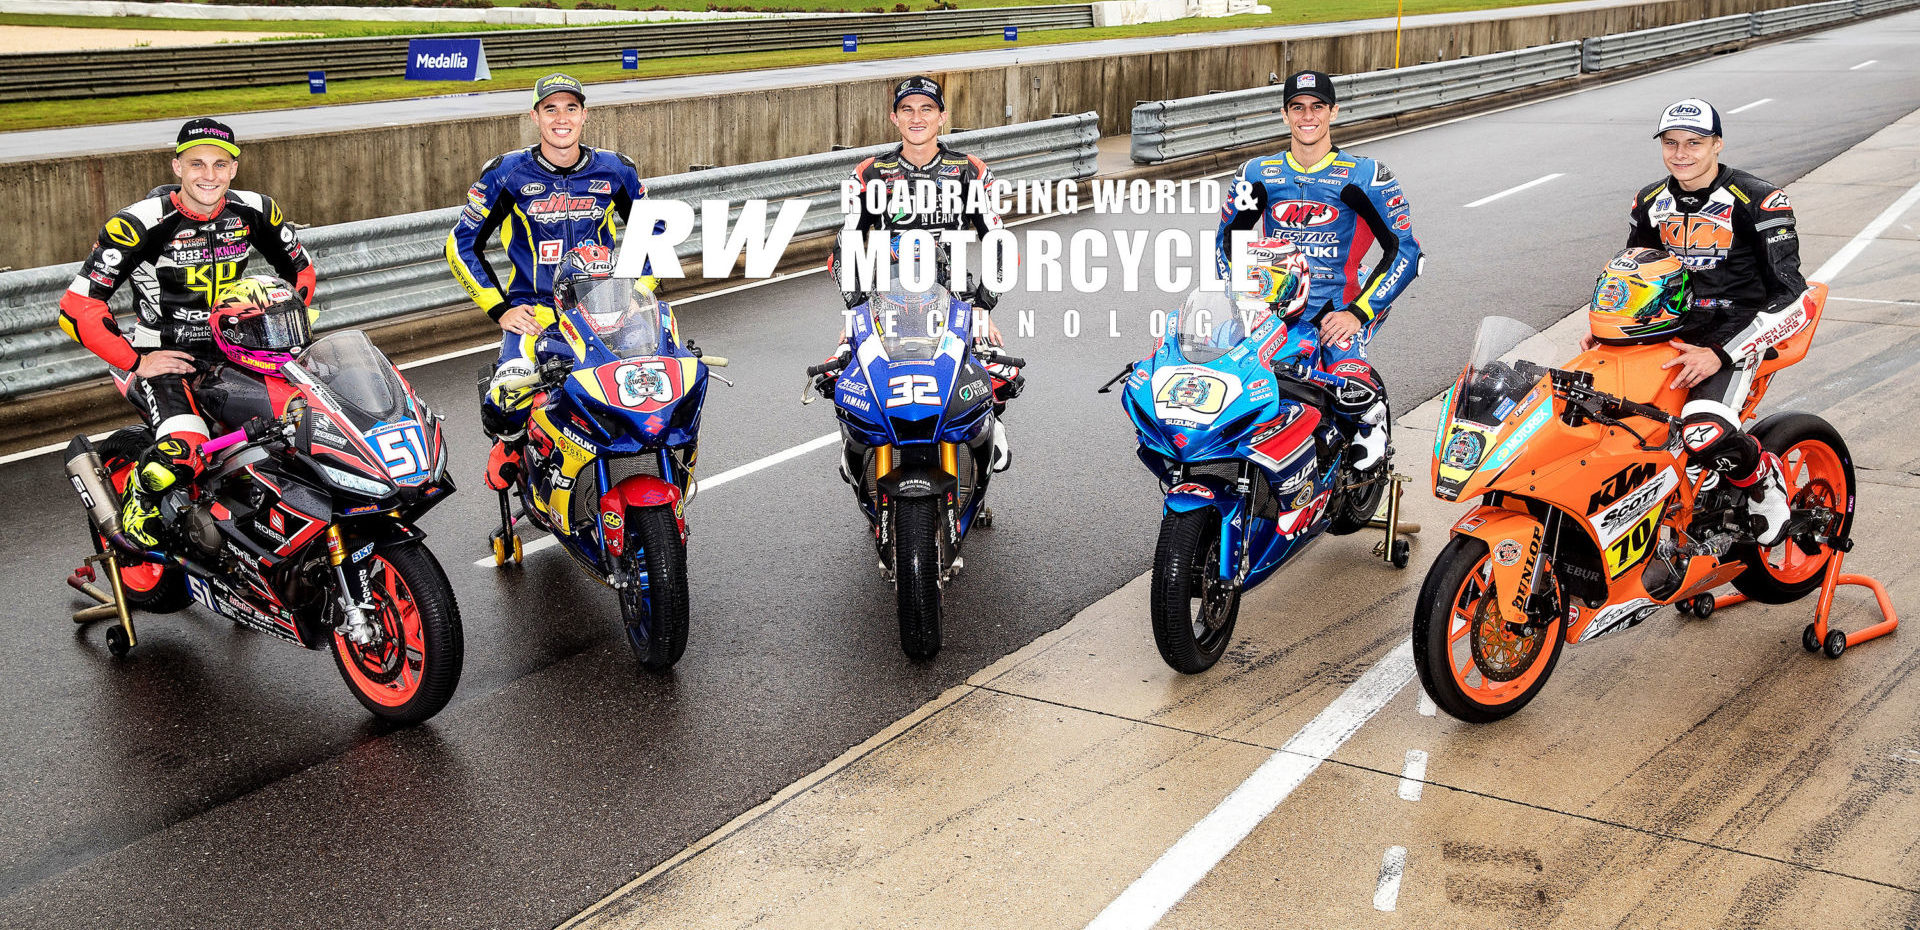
<box><xmin>1240</xmin><ymin>238</ymin><xmax>1312</xmax><ymax>322</ymax></box>
<box><xmin>1589</xmin><ymin>247</ymin><xmax>1691</xmax><ymax>345</ymax></box>
<box><xmin>211</xmin><ymin>274</ymin><xmax>314</xmax><ymax>376</ymax></box>
<box><xmin>552</xmin><ymin>243</ymin><xmax>616</xmax><ymax>310</ymax></box>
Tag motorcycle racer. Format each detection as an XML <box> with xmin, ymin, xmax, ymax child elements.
<box><xmin>834</xmin><ymin>75</ymin><xmax>1017</xmax><ymax>470</ymax></box>
<box><xmin>1584</xmin><ymin>98</ymin><xmax>1803</xmax><ymax>545</ymax></box>
<box><xmin>1216</xmin><ymin>70</ymin><xmax>1421</xmax><ymax>472</ymax></box>
<box><xmin>58</xmin><ymin>118</ymin><xmax>316</xmax><ymax>547</ymax></box>
<box><xmin>446</xmin><ymin>72</ymin><xmax>650</xmax><ymax>487</ymax></box>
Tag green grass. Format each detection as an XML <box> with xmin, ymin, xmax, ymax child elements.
<box><xmin>0</xmin><ymin>0</ymin><xmax>1579</xmax><ymax>133</ymax></box>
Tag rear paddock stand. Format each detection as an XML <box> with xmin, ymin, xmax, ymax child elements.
<box><xmin>1366</xmin><ymin>472</ymin><xmax>1422</xmax><ymax>569</ymax></box>
<box><xmin>69</xmin><ymin>551</ymin><xmax>136</xmax><ymax>657</ymax></box>
<box><xmin>1713</xmin><ymin>537</ymin><xmax>1898</xmax><ymax>659</ymax></box>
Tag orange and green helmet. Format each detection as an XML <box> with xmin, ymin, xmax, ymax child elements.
<box><xmin>1589</xmin><ymin>247</ymin><xmax>1691</xmax><ymax>345</ymax></box>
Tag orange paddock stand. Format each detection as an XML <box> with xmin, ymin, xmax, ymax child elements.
<box><xmin>1715</xmin><ymin>538</ymin><xmax>1899</xmax><ymax>659</ymax></box>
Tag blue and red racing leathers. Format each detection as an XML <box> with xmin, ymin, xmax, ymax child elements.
<box><xmin>1216</xmin><ymin>149</ymin><xmax>1422</xmax><ymax>380</ymax></box>
<box><xmin>446</xmin><ymin>144</ymin><xmax>648</xmax><ymax>433</ymax></box>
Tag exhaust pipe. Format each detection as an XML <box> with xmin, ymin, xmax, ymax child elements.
<box><xmin>65</xmin><ymin>436</ymin><xmax>123</xmax><ymax>539</ymax></box>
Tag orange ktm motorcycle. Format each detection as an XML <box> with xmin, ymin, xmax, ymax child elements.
<box><xmin>1412</xmin><ymin>287</ymin><xmax>1853</xmax><ymax>722</ymax></box>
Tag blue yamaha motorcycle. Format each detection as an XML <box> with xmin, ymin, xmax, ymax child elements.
<box><xmin>805</xmin><ymin>284</ymin><xmax>1023</xmax><ymax>661</ymax></box>
<box><xmin>485</xmin><ymin>277</ymin><xmax>727</xmax><ymax>672</ymax></box>
<box><xmin>1106</xmin><ymin>290</ymin><xmax>1409</xmax><ymax>673</ymax></box>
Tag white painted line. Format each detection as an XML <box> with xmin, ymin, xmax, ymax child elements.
<box><xmin>1810</xmin><ymin>178</ymin><xmax>1920</xmax><ymax>283</ymax></box>
<box><xmin>473</xmin><ymin>431</ymin><xmax>839</xmax><ymax>566</ymax></box>
<box><xmin>1085</xmin><ymin>640</ymin><xmax>1415</xmax><ymax>930</ymax></box>
<box><xmin>1850</xmin><ymin>59</ymin><xmax>1878</xmax><ymax>70</ymax></box>
<box><xmin>1829</xmin><ymin>296</ymin><xmax>1920</xmax><ymax>307</ymax></box>
<box><xmin>1398</xmin><ymin>750</ymin><xmax>1428</xmax><ymax>801</ymax></box>
<box><xmin>1463</xmin><ymin>173</ymin><xmax>1564</xmax><ymax>209</ymax></box>
<box><xmin>1727</xmin><ymin>97</ymin><xmax>1773</xmax><ymax>115</ymax></box>
<box><xmin>1416</xmin><ymin>691</ymin><xmax>1437</xmax><ymax>717</ymax></box>
<box><xmin>1373</xmin><ymin>846</ymin><xmax>1408</xmax><ymax>912</ymax></box>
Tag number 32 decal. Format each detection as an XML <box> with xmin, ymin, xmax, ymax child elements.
<box><xmin>885</xmin><ymin>374</ymin><xmax>940</xmax><ymax>408</ymax></box>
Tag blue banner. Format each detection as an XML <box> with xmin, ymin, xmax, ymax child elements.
<box><xmin>842</xmin><ymin>34</ymin><xmax>857</xmax><ymax>52</ymax></box>
<box><xmin>1004</xmin><ymin>26</ymin><xmax>1018</xmax><ymax>41</ymax></box>
<box><xmin>622</xmin><ymin>49</ymin><xmax>638</xmax><ymax>69</ymax></box>
<box><xmin>308</xmin><ymin>71</ymin><xmax>326</xmax><ymax>94</ymax></box>
<box><xmin>404</xmin><ymin>38</ymin><xmax>492</xmax><ymax>82</ymax></box>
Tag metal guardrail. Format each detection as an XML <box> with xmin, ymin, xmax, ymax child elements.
<box><xmin>0</xmin><ymin>5</ymin><xmax>1094</xmax><ymax>103</ymax></box>
<box><xmin>1750</xmin><ymin>0</ymin><xmax>1855</xmax><ymax>33</ymax></box>
<box><xmin>0</xmin><ymin>114</ymin><xmax>1100</xmax><ymax>399</ymax></box>
<box><xmin>1130</xmin><ymin>43</ymin><xmax>1581</xmax><ymax>164</ymax></box>
<box><xmin>1854</xmin><ymin>0</ymin><xmax>1919</xmax><ymax>14</ymax></box>
<box><xmin>1580</xmin><ymin>14</ymin><xmax>1750</xmax><ymax>70</ymax></box>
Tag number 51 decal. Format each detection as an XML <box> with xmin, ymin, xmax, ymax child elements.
<box><xmin>370</xmin><ymin>424</ymin><xmax>429</xmax><ymax>482</ymax></box>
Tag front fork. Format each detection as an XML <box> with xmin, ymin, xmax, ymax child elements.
<box><xmin>325</xmin><ymin>525</ymin><xmax>379</xmax><ymax>646</ymax></box>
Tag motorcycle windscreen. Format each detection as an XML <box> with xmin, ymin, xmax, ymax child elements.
<box><xmin>868</xmin><ymin>287</ymin><xmax>959</xmax><ymax>360</ymax></box>
<box><xmin>287</xmin><ymin>331</ymin><xmax>410</xmax><ymax>422</ymax></box>
<box><xmin>1171</xmin><ymin>289</ymin><xmax>1271</xmax><ymax>365</ymax></box>
<box><xmin>569</xmin><ymin>277</ymin><xmax>664</xmax><ymax>359</ymax></box>
<box><xmin>1452</xmin><ymin>316</ymin><xmax>1547</xmax><ymax>427</ymax></box>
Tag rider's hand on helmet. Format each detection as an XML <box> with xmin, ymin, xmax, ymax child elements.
<box><xmin>1319</xmin><ymin>307</ymin><xmax>1363</xmax><ymax>346</ymax></box>
<box><xmin>134</xmin><ymin>349</ymin><xmax>196</xmax><ymax>379</ymax></box>
<box><xmin>1661</xmin><ymin>339</ymin><xmax>1722</xmax><ymax>390</ymax></box>
<box><xmin>499</xmin><ymin>305</ymin><xmax>544</xmax><ymax>337</ymax></box>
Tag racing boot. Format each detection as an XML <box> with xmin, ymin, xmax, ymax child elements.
<box><xmin>480</xmin><ymin>377</ymin><xmax>530</xmax><ymax>492</ymax></box>
<box><xmin>120</xmin><ymin>436</ymin><xmax>203</xmax><ymax>549</ymax></box>
<box><xmin>1350</xmin><ymin>399</ymin><xmax>1390</xmax><ymax>472</ymax></box>
<box><xmin>1733</xmin><ymin>451</ymin><xmax>1791</xmax><ymax>547</ymax></box>
<box><xmin>990</xmin><ymin>419</ymin><xmax>1012</xmax><ymax>474</ymax></box>
<box><xmin>484</xmin><ymin>439</ymin><xmax>523</xmax><ymax>492</ymax></box>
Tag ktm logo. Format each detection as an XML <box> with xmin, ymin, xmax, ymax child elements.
<box><xmin>1270</xmin><ymin>200</ymin><xmax>1340</xmax><ymax>227</ymax></box>
<box><xmin>1659</xmin><ymin>216</ymin><xmax>1733</xmax><ymax>251</ymax></box>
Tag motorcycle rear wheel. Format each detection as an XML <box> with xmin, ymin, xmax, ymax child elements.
<box><xmin>1730</xmin><ymin>413</ymin><xmax>1856</xmax><ymax>605</ymax></box>
<box><xmin>620</xmin><ymin>506</ymin><xmax>690</xmax><ymax>672</ymax></box>
<box><xmin>89</xmin><ymin>448</ymin><xmax>192</xmax><ymax>614</ymax></box>
<box><xmin>331</xmin><ymin>541</ymin><xmax>464</xmax><ymax>725</ymax></box>
<box><xmin>1413</xmin><ymin>535</ymin><xmax>1564</xmax><ymax>723</ymax></box>
<box><xmin>894</xmin><ymin>497</ymin><xmax>945</xmax><ymax>662</ymax></box>
<box><xmin>1150</xmin><ymin>508</ymin><xmax>1241</xmax><ymax>673</ymax></box>
<box><xmin>1328</xmin><ymin>459</ymin><xmax>1387</xmax><ymax>537</ymax></box>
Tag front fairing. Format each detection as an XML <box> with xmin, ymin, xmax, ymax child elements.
<box><xmin>838</xmin><ymin>293</ymin><xmax>990</xmax><ymax>447</ymax></box>
<box><xmin>1122</xmin><ymin>309</ymin><xmax>1314</xmax><ymax>466</ymax></box>
<box><xmin>285</xmin><ymin>334</ymin><xmax>453</xmax><ymax>515</ymax></box>
<box><xmin>552</xmin><ymin>302</ymin><xmax>710</xmax><ymax>450</ymax></box>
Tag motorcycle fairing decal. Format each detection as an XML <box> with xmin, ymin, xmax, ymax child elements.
<box><xmin>185</xmin><ymin>571</ymin><xmax>301</xmax><ymax>641</ymax></box>
<box><xmin>582</xmin><ymin>356</ymin><xmax>698</xmax><ymax>413</ymax></box>
<box><xmin>365</xmin><ymin>421</ymin><xmax>431</xmax><ymax>486</ymax></box>
<box><xmin>1590</xmin><ymin>466</ymin><xmax>1678</xmax><ymax>549</ymax></box>
<box><xmin>1576</xmin><ymin>597</ymin><xmax>1660</xmax><ymax>643</ymax></box>
<box><xmin>1454</xmin><ymin>509</ymin><xmax>1543</xmax><ymax>629</ymax></box>
<box><xmin>1246</xmin><ymin>405</ymin><xmax>1320</xmax><ymax>476</ymax></box>
<box><xmin>1603</xmin><ymin>502</ymin><xmax>1665</xmax><ymax>580</ymax></box>
<box><xmin>1151</xmin><ymin>366</ymin><xmax>1243</xmax><ymax>427</ymax></box>
<box><xmin>1480</xmin><ymin>399</ymin><xmax>1553</xmax><ymax>476</ymax></box>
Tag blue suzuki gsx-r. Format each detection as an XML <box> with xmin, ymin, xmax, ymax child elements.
<box><xmin>1107</xmin><ymin>289</ymin><xmax>1410</xmax><ymax>673</ymax></box>
<box><xmin>484</xmin><ymin>277</ymin><xmax>728</xmax><ymax>672</ymax></box>
<box><xmin>805</xmin><ymin>284</ymin><xmax>1024</xmax><ymax>661</ymax></box>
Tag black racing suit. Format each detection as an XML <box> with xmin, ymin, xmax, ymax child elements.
<box><xmin>841</xmin><ymin>141</ymin><xmax>1007</xmax><ymax>310</ymax></box>
<box><xmin>60</xmin><ymin>186</ymin><xmax>315</xmax><ymax>444</ymax></box>
<box><xmin>1627</xmin><ymin>164</ymin><xmax>1805</xmax><ymax>483</ymax></box>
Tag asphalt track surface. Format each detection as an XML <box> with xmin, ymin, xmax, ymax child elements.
<box><xmin>0</xmin><ymin>15</ymin><xmax>1916</xmax><ymax>928</ymax></box>
<box><xmin>0</xmin><ymin>0</ymin><xmax>1644</xmax><ymax>162</ymax></box>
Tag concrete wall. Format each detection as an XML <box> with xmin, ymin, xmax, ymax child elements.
<box><xmin>3</xmin><ymin>0</ymin><xmax>1802</xmax><ymax>271</ymax></box>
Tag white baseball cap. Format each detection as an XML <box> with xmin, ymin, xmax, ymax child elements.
<box><xmin>1654</xmin><ymin>98</ymin><xmax>1722</xmax><ymax>138</ymax></box>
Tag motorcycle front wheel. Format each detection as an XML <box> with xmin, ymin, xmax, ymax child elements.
<box><xmin>1150</xmin><ymin>508</ymin><xmax>1241</xmax><ymax>674</ymax></box>
<box><xmin>620</xmin><ymin>506</ymin><xmax>690</xmax><ymax>672</ymax></box>
<box><xmin>331</xmin><ymin>541</ymin><xmax>464</xmax><ymax>725</ymax></box>
<box><xmin>1412</xmin><ymin>535</ymin><xmax>1563</xmax><ymax>723</ymax></box>
<box><xmin>893</xmin><ymin>497</ymin><xmax>945</xmax><ymax>662</ymax></box>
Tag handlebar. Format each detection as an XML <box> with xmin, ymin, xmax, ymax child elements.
<box><xmin>702</xmin><ymin>355</ymin><xmax>729</xmax><ymax>368</ymax></box>
<box><xmin>806</xmin><ymin>355</ymin><xmax>850</xmax><ymax>378</ymax></box>
<box><xmin>202</xmin><ymin>415</ymin><xmax>294</xmax><ymax>458</ymax></box>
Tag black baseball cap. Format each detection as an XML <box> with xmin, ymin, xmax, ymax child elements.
<box><xmin>894</xmin><ymin>75</ymin><xmax>945</xmax><ymax>110</ymax></box>
<box><xmin>175</xmin><ymin>117</ymin><xmax>239</xmax><ymax>157</ymax></box>
<box><xmin>533</xmin><ymin>72</ymin><xmax>587</xmax><ymax>107</ymax></box>
<box><xmin>1282</xmin><ymin>70</ymin><xmax>1336</xmax><ymax>107</ymax></box>
<box><xmin>1654</xmin><ymin>98</ymin><xmax>1722</xmax><ymax>138</ymax></box>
